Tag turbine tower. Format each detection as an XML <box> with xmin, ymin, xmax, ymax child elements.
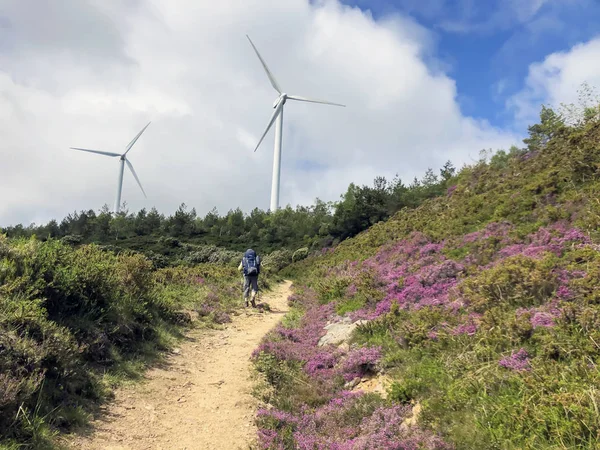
<box><xmin>246</xmin><ymin>35</ymin><xmax>345</xmax><ymax>212</ymax></box>
<box><xmin>71</xmin><ymin>122</ymin><xmax>150</xmax><ymax>214</ymax></box>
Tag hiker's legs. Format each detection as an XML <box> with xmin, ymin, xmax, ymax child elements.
<box><xmin>250</xmin><ymin>275</ymin><xmax>259</xmax><ymax>306</ymax></box>
<box><xmin>243</xmin><ymin>276</ymin><xmax>251</xmax><ymax>305</ymax></box>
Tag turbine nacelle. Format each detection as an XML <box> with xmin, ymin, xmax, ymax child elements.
<box><xmin>273</xmin><ymin>94</ymin><xmax>287</xmax><ymax>109</ymax></box>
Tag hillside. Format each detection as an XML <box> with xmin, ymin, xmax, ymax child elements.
<box><xmin>0</xmin><ymin>235</ymin><xmax>278</xmax><ymax>448</ymax></box>
<box><xmin>251</xmin><ymin>108</ymin><xmax>600</xmax><ymax>448</ymax></box>
<box><xmin>2</xmin><ymin>103</ymin><xmax>599</xmax><ymax>449</ymax></box>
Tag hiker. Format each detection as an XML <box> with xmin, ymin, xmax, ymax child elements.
<box><xmin>238</xmin><ymin>248</ymin><xmax>261</xmax><ymax>307</ymax></box>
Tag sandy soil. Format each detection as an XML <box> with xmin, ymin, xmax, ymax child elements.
<box><xmin>63</xmin><ymin>280</ymin><xmax>292</xmax><ymax>450</ymax></box>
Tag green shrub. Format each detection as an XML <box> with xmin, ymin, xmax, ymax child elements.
<box><xmin>183</xmin><ymin>244</ymin><xmax>238</xmax><ymax>266</ymax></box>
<box><xmin>335</xmin><ymin>296</ymin><xmax>366</xmax><ymax>315</ymax></box>
<box><xmin>292</xmin><ymin>247</ymin><xmax>309</xmax><ymax>263</ymax></box>
<box><xmin>262</xmin><ymin>249</ymin><xmax>293</xmax><ymax>273</ymax></box>
<box><xmin>60</xmin><ymin>235</ymin><xmax>83</xmax><ymax>246</ymax></box>
<box><xmin>459</xmin><ymin>254</ymin><xmax>558</xmax><ymax>312</ymax></box>
<box><xmin>0</xmin><ymin>235</ymin><xmax>247</xmax><ymax>446</ymax></box>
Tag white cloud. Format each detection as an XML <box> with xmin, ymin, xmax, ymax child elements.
<box><xmin>438</xmin><ymin>0</ymin><xmax>553</xmax><ymax>34</ymax></box>
<box><xmin>0</xmin><ymin>0</ymin><xmax>518</xmax><ymax>226</ymax></box>
<box><xmin>508</xmin><ymin>36</ymin><xmax>600</xmax><ymax>123</ymax></box>
<box><xmin>508</xmin><ymin>0</ymin><xmax>549</xmax><ymax>23</ymax></box>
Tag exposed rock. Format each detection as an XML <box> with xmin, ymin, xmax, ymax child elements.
<box><xmin>401</xmin><ymin>402</ymin><xmax>422</xmax><ymax>429</ymax></box>
<box><xmin>351</xmin><ymin>374</ymin><xmax>392</xmax><ymax>399</ymax></box>
<box><xmin>338</xmin><ymin>342</ymin><xmax>350</xmax><ymax>352</ymax></box>
<box><xmin>344</xmin><ymin>377</ymin><xmax>361</xmax><ymax>389</ymax></box>
<box><xmin>318</xmin><ymin>319</ymin><xmax>368</xmax><ymax>347</ymax></box>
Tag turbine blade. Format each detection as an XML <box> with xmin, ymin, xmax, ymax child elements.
<box><xmin>287</xmin><ymin>95</ymin><xmax>346</xmax><ymax>107</ymax></box>
<box><xmin>125</xmin><ymin>159</ymin><xmax>147</xmax><ymax>198</ymax></box>
<box><xmin>70</xmin><ymin>147</ymin><xmax>121</xmax><ymax>157</ymax></box>
<box><xmin>124</xmin><ymin>122</ymin><xmax>151</xmax><ymax>155</ymax></box>
<box><xmin>246</xmin><ymin>35</ymin><xmax>282</xmax><ymax>94</ymax></box>
<box><xmin>254</xmin><ymin>100</ymin><xmax>284</xmax><ymax>152</ymax></box>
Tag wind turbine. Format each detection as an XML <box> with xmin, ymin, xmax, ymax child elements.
<box><xmin>70</xmin><ymin>122</ymin><xmax>150</xmax><ymax>214</ymax></box>
<box><xmin>246</xmin><ymin>35</ymin><xmax>345</xmax><ymax>212</ymax></box>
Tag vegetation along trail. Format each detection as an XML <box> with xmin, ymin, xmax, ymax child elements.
<box><xmin>64</xmin><ymin>281</ymin><xmax>292</xmax><ymax>450</ymax></box>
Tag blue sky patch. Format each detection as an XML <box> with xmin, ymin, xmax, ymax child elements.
<box><xmin>341</xmin><ymin>0</ymin><xmax>600</xmax><ymax>130</ymax></box>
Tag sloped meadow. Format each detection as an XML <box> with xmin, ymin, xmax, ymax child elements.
<box><xmin>0</xmin><ymin>236</ymin><xmax>270</xmax><ymax>448</ymax></box>
<box><xmin>252</xmin><ymin>118</ymin><xmax>600</xmax><ymax>448</ymax></box>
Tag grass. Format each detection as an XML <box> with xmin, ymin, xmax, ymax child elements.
<box><xmin>281</xmin><ymin>307</ymin><xmax>303</xmax><ymax>329</ymax></box>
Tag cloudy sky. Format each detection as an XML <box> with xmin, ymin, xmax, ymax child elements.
<box><xmin>1</xmin><ymin>0</ymin><xmax>599</xmax><ymax>226</ymax></box>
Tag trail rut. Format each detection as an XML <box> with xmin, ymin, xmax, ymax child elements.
<box><xmin>64</xmin><ymin>280</ymin><xmax>292</xmax><ymax>450</ymax></box>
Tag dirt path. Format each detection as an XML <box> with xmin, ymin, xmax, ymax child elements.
<box><xmin>64</xmin><ymin>281</ymin><xmax>292</xmax><ymax>450</ymax></box>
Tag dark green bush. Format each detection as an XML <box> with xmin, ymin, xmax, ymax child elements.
<box><xmin>292</xmin><ymin>247</ymin><xmax>309</xmax><ymax>263</ymax></box>
<box><xmin>262</xmin><ymin>249</ymin><xmax>293</xmax><ymax>274</ymax></box>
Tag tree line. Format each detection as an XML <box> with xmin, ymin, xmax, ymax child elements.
<box><xmin>1</xmin><ymin>161</ymin><xmax>459</xmax><ymax>255</ymax></box>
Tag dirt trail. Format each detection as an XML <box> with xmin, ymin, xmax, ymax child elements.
<box><xmin>64</xmin><ymin>281</ymin><xmax>292</xmax><ymax>450</ymax></box>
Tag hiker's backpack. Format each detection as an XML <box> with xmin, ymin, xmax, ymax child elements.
<box><xmin>243</xmin><ymin>249</ymin><xmax>260</xmax><ymax>276</ymax></box>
